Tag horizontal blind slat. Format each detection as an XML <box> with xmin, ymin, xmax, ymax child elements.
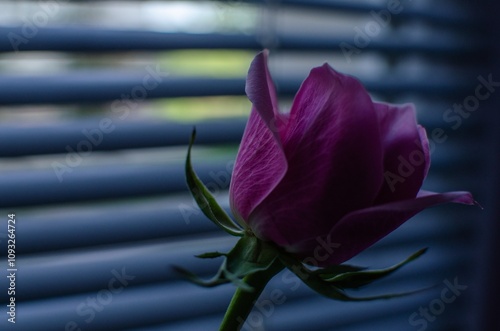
<box><xmin>0</xmin><ymin>160</ymin><xmax>231</xmax><ymax>207</ymax></box>
<box><xmin>242</xmin><ymin>0</ymin><xmax>476</xmax><ymax>27</ymax></box>
<box><xmin>0</xmin><ymin>73</ymin><xmax>474</xmax><ymax>105</ymax></box>
<box><xmin>0</xmin><ymin>27</ymin><xmax>484</xmax><ymax>53</ymax></box>
<box><xmin>0</xmin><ymin>118</ymin><xmax>246</xmax><ymax>157</ymax></box>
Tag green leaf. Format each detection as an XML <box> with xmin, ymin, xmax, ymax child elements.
<box><xmin>196</xmin><ymin>251</ymin><xmax>227</xmax><ymax>259</ymax></box>
<box><xmin>323</xmin><ymin>248</ymin><xmax>428</xmax><ymax>289</ymax></box>
<box><xmin>279</xmin><ymin>251</ymin><xmax>431</xmax><ymax>302</ymax></box>
<box><xmin>185</xmin><ymin>128</ymin><xmax>243</xmax><ymax>237</ymax></box>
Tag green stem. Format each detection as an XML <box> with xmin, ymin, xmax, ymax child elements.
<box><xmin>219</xmin><ymin>260</ymin><xmax>284</xmax><ymax>331</ymax></box>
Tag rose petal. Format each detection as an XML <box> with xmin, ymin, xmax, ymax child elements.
<box><xmin>229</xmin><ymin>51</ymin><xmax>288</xmax><ymax>223</ymax></box>
<box><xmin>248</xmin><ymin>64</ymin><xmax>384</xmax><ymax>247</ymax></box>
<box><xmin>244</xmin><ymin>49</ymin><xmax>284</xmax><ymax>139</ymax></box>
<box><xmin>374</xmin><ymin>102</ymin><xmax>430</xmax><ymax>204</ymax></box>
<box><xmin>308</xmin><ymin>190</ymin><xmax>477</xmax><ymax>266</ymax></box>
<box><xmin>418</xmin><ymin>125</ymin><xmax>431</xmax><ymax>178</ymax></box>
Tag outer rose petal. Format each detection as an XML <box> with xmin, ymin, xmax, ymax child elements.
<box><xmin>229</xmin><ymin>51</ymin><xmax>287</xmax><ymax>223</ymax></box>
<box><xmin>292</xmin><ymin>190</ymin><xmax>476</xmax><ymax>266</ymax></box>
<box><xmin>244</xmin><ymin>49</ymin><xmax>284</xmax><ymax>139</ymax></box>
<box><xmin>418</xmin><ymin>125</ymin><xmax>431</xmax><ymax>178</ymax></box>
<box><xmin>248</xmin><ymin>64</ymin><xmax>384</xmax><ymax>247</ymax></box>
<box><xmin>374</xmin><ymin>102</ymin><xmax>430</xmax><ymax>204</ymax></box>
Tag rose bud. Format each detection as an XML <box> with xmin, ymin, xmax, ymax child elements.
<box><xmin>229</xmin><ymin>50</ymin><xmax>476</xmax><ymax>267</ymax></box>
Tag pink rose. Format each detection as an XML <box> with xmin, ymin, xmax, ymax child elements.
<box><xmin>229</xmin><ymin>50</ymin><xmax>476</xmax><ymax>266</ymax></box>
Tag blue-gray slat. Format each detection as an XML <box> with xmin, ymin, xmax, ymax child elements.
<box><xmin>0</xmin><ymin>118</ymin><xmax>246</xmax><ymax>157</ymax></box>
<box><xmin>0</xmin><ymin>72</ymin><xmax>474</xmax><ymax>105</ymax></box>
<box><xmin>241</xmin><ymin>0</ymin><xmax>476</xmax><ymax>27</ymax></box>
<box><xmin>0</xmin><ymin>159</ymin><xmax>232</xmax><ymax>208</ymax></box>
<box><xmin>0</xmin><ymin>283</ymin><xmax>460</xmax><ymax>331</ymax></box>
<box><xmin>0</xmin><ymin>73</ymin><xmax>247</xmax><ymax>105</ymax></box>
<box><xmin>0</xmin><ymin>27</ymin><xmax>483</xmax><ymax>54</ymax></box>
<box><xmin>0</xmin><ymin>198</ymin><xmax>226</xmax><ymax>256</ymax></box>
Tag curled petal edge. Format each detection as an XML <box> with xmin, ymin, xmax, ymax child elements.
<box><xmin>289</xmin><ymin>191</ymin><xmax>478</xmax><ymax>266</ymax></box>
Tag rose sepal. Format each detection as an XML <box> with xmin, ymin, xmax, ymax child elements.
<box><xmin>195</xmin><ymin>251</ymin><xmax>227</xmax><ymax>259</ymax></box>
<box><xmin>185</xmin><ymin>128</ymin><xmax>244</xmax><ymax>237</ymax></box>
<box><xmin>279</xmin><ymin>247</ymin><xmax>431</xmax><ymax>301</ymax></box>
<box><xmin>318</xmin><ymin>247</ymin><xmax>428</xmax><ymax>289</ymax></box>
<box><xmin>311</xmin><ymin>263</ymin><xmax>366</xmax><ymax>276</ymax></box>
<box><xmin>173</xmin><ymin>233</ymin><xmax>283</xmax><ymax>292</ymax></box>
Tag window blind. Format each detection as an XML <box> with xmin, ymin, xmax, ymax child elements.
<box><xmin>0</xmin><ymin>1</ymin><xmax>488</xmax><ymax>330</ymax></box>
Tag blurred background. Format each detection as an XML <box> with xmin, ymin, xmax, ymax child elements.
<box><xmin>0</xmin><ymin>0</ymin><xmax>498</xmax><ymax>330</ymax></box>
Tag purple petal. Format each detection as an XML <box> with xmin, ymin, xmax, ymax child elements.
<box><xmin>373</xmin><ymin>102</ymin><xmax>430</xmax><ymax>204</ymax></box>
<box><xmin>418</xmin><ymin>125</ymin><xmax>431</xmax><ymax>178</ymax></box>
<box><xmin>308</xmin><ymin>190</ymin><xmax>477</xmax><ymax>266</ymax></box>
<box><xmin>244</xmin><ymin>49</ymin><xmax>284</xmax><ymax>139</ymax></box>
<box><xmin>229</xmin><ymin>51</ymin><xmax>288</xmax><ymax>223</ymax></box>
<box><xmin>248</xmin><ymin>63</ymin><xmax>384</xmax><ymax>247</ymax></box>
